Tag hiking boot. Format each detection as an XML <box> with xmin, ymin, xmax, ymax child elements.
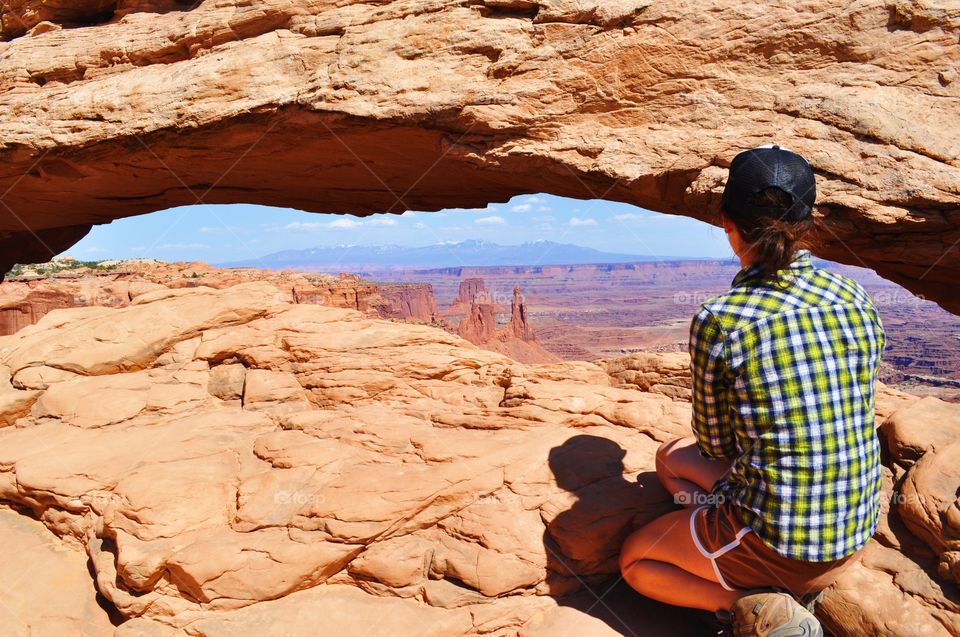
<box><xmin>726</xmin><ymin>590</ymin><xmax>823</xmax><ymax>637</ymax></box>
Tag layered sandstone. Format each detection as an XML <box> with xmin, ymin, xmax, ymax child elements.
<box><xmin>0</xmin><ymin>258</ymin><xmax>440</xmax><ymax>335</ymax></box>
<box><xmin>449</xmin><ymin>278</ymin><xmax>505</xmax><ymax>315</ymax></box>
<box><xmin>507</xmin><ymin>285</ymin><xmax>534</xmax><ymax>341</ymax></box>
<box><xmin>456</xmin><ymin>282</ymin><xmax>559</xmax><ymax>363</ymax></box>
<box><xmin>0</xmin><ymin>284</ymin><xmax>78</xmax><ymax>334</ymax></box>
<box><xmin>378</xmin><ymin>282</ymin><xmax>439</xmax><ymax>322</ymax></box>
<box><xmin>458</xmin><ymin>299</ymin><xmax>498</xmax><ymax>343</ymax></box>
<box><xmin>0</xmin><ymin>281</ymin><xmax>955</xmax><ymax>636</ymax></box>
<box><xmin>0</xmin><ymin>0</ymin><xmax>958</xmax><ymax>312</ymax></box>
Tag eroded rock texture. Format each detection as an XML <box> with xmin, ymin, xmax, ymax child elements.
<box><xmin>456</xmin><ymin>282</ymin><xmax>558</xmax><ymax>363</ymax></box>
<box><xmin>0</xmin><ymin>259</ymin><xmax>441</xmax><ymax>335</ymax></box>
<box><xmin>0</xmin><ymin>282</ymin><xmax>956</xmax><ymax>636</ymax></box>
<box><xmin>1</xmin><ymin>1</ymin><xmax>959</xmax><ymax>311</ymax></box>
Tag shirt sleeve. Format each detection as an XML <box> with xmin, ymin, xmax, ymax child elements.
<box><xmin>689</xmin><ymin>305</ymin><xmax>738</xmax><ymax>460</ymax></box>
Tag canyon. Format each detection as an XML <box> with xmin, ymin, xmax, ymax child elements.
<box><xmin>451</xmin><ymin>278</ymin><xmax>560</xmax><ymax>364</ymax></box>
<box><xmin>0</xmin><ymin>258</ymin><xmax>560</xmax><ymax>365</ymax></box>
<box><xmin>0</xmin><ymin>258</ymin><xmax>441</xmax><ymax>331</ymax></box>
<box><xmin>3</xmin><ymin>255</ymin><xmax>958</xmax><ymax>399</ymax></box>
<box><xmin>368</xmin><ymin>259</ymin><xmax>960</xmax><ymax>402</ymax></box>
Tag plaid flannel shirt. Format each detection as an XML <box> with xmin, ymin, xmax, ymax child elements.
<box><xmin>689</xmin><ymin>249</ymin><xmax>885</xmax><ymax>562</ymax></box>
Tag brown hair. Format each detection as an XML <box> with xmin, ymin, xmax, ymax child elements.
<box><xmin>723</xmin><ymin>187</ymin><xmax>814</xmax><ymax>283</ymax></box>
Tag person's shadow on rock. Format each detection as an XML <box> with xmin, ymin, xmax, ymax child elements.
<box><xmin>541</xmin><ymin>434</ymin><xmax>705</xmax><ymax>637</ymax></box>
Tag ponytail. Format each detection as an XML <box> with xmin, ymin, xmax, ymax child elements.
<box><xmin>724</xmin><ymin>187</ymin><xmax>814</xmax><ymax>283</ymax></box>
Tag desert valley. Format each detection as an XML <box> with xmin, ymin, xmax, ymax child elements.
<box><xmin>5</xmin><ymin>254</ymin><xmax>956</xmax><ymax>402</ymax></box>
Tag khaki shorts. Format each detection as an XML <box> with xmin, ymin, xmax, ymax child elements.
<box><xmin>691</xmin><ymin>500</ymin><xmax>861</xmax><ymax>597</ymax></box>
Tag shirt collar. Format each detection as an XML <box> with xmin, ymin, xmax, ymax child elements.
<box><xmin>731</xmin><ymin>249</ymin><xmax>813</xmax><ymax>287</ymax></box>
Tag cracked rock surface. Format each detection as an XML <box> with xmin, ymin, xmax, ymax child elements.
<box><xmin>0</xmin><ymin>281</ymin><xmax>956</xmax><ymax>636</ymax></box>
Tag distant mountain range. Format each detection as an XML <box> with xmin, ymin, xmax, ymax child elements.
<box><xmin>218</xmin><ymin>240</ymin><xmax>712</xmax><ymax>271</ymax></box>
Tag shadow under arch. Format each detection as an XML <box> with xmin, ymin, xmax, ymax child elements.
<box><xmin>542</xmin><ymin>434</ymin><xmax>705</xmax><ymax>637</ymax></box>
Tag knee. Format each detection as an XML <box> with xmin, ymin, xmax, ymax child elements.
<box><xmin>655</xmin><ymin>438</ymin><xmax>686</xmax><ymax>479</ymax></box>
<box><xmin>618</xmin><ymin>525</ymin><xmax>653</xmax><ymax>576</ymax></box>
<box><xmin>618</xmin><ymin>543</ymin><xmax>639</xmax><ymax>579</ymax></box>
<box><xmin>618</xmin><ymin>531</ymin><xmax>638</xmax><ymax>575</ymax></box>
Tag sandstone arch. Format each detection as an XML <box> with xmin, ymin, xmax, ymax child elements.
<box><xmin>1</xmin><ymin>0</ymin><xmax>958</xmax><ymax>311</ymax></box>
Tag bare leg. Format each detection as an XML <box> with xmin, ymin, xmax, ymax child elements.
<box><xmin>619</xmin><ymin>507</ymin><xmax>743</xmax><ymax>612</ymax></box>
<box><xmin>655</xmin><ymin>437</ymin><xmax>731</xmax><ymax>508</ymax></box>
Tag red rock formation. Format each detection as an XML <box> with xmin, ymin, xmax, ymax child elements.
<box><xmin>446</xmin><ymin>278</ymin><xmax>505</xmax><ymax>318</ymax></box>
<box><xmin>457</xmin><ymin>301</ymin><xmax>497</xmax><ymax>344</ymax></box>
<box><xmin>0</xmin><ymin>285</ymin><xmax>76</xmax><ymax>335</ymax></box>
<box><xmin>455</xmin><ymin>278</ymin><xmax>489</xmax><ymax>306</ymax></box>
<box><xmin>377</xmin><ymin>283</ymin><xmax>438</xmax><ymax>322</ymax></box>
<box><xmin>456</xmin><ymin>284</ymin><xmax>560</xmax><ymax>364</ymax></box>
<box><xmin>507</xmin><ymin>285</ymin><xmax>535</xmax><ymax>341</ymax></box>
<box><xmin>0</xmin><ymin>260</ymin><xmax>443</xmax><ymax>334</ymax></box>
<box><xmin>292</xmin><ymin>281</ymin><xmax>391</xmax><ymax>316</ymax></box>
<box><xmin>0</xmin><ymin>0</ymin><xmax>116</xmax><ymax>38</ymax></box>
<box><xmin>1</xmin><ymin>0</ymin><xmax>958</xmax><ymax>312</ymax></box>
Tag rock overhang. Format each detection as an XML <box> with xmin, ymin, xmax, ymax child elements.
<box><xmin>0</xmin><ymin>0</ymin><xmax>957</xmax><ymax>312</ymax></box>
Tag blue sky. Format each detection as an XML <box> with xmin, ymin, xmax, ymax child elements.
<box><xmin>64</xmin><ymin>193</ymin><xmax>734</xmax><ymax>264</ymax></box>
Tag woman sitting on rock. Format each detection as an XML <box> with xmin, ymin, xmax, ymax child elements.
<box><xmin>618</xmin><ymin>145</ymin><xmax>885</xmax><ymax>637</ymax></box>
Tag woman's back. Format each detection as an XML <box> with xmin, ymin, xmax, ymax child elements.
<box><xmin>690</xmin><ymin>249</ymin><xmax>885</xmax><ymax>562</ymax></box>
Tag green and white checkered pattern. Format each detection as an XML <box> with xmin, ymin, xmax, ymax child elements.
<box><xmin>689</xmin><ymin>249</ymin><xmax>885</xmax><ymax>562</ymax></box>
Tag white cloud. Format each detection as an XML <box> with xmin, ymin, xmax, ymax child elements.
<box><xmin>327</xmin><ymin>218</ymin><xmax>361</xmax><ymax>229</ymax></box>
<box><xmin>475</xmin><ymin>216</ymin><xmax>506</xmax><ymax>225</ymax></box>
<box><xmin>532</xmin><ymin>215</ymin><xmax>555</xmax><ymax>222</ymax></box>
<box><xmin>537</xmin><ymin>205</ymin><xmax>552</xmax><ymax>212</ymax></box>
<box><xmin>280</xmin><ymin>222</ymin><xmax>322</xmax><ymax>231</ymax></box>
<box><xmin>511</xmin><ymin>203</ymin><xmax>533</xmax><ymax>212</ymax></box>
<box><xmin>525</xmin><ymin>195</ymin><xmax>545</xmax><ymax>204</ymax></box>
<box><xmin>568</xmin><ymin>217</ymin><xmax>598</xmax><ymax>227</ymax></box>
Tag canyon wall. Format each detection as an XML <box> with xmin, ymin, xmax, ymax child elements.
<box><xmin>455</xmin><ymin>279</ymin><xmax>559</xmax><ymax>363</ymax></box>
<box><xmin>0</xmin><ymin>260</ymin><xmax>440</xmax><ymax>334</ymax></box>
<box><xmin>377</xmin><ymin>282</ymin><xmax>439</xmax><ymax>322</ymax></box>
<box><xmin>0</xmin><ymin>0</ymin><xmax>958</xmax><ymax>311</ymax></box>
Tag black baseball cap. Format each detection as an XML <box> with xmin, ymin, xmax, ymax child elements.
<box><xmin>721</xmin><ymin>144</ymin><xmax>816</xmax><ymax>223</ymax></box>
